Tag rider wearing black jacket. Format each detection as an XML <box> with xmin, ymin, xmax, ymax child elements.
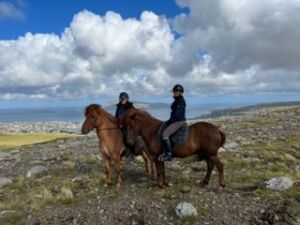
<box><xmin>115</xmin><ymin>92</ymin><xmax>135</xmax><ymax>159</ymax></box>
<box><xmin>160</xmin><ymin>84</ymin><xmax>187</xmax><ymax>161</ymax></box>
<box><xmin>115</xmin><ymin>93</ymin><xmax>134</xmax><ymax>118</ymax></box>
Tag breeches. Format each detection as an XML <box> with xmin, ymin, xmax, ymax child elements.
<box><xmin>162</xmin><ymin>121</ymin><xmax>187</xmax><ymax>139</ymax></box>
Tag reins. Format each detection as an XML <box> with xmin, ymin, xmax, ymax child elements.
<box><xmin>97</xmin><ymin>127</ymin><xmax>119</xmax><ymax>131</ymax></box>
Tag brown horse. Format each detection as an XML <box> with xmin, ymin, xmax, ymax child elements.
<box><xmin>120</xmin><ymin>108</ymin><xmax>226</xmax><ymax>188</ymax></box>
<box><xmin>81</xmin><ymin>104</ymin><xmax>154</xmax><ymax>187</ymax></box>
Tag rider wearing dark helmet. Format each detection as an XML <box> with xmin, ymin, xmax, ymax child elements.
<box><xmin>115</xmin><ymin>92</ymin><xmax>135</xmax><ymax>160</ymax></box>
<box><xmin>159</xmin><ymin>84</ymin><xmax>186</xmax><ymax>161</ymax></box>
<box><xmin>115</xmin><ymin>92</ymin><xmax>134</xmax><ymax>118</ymax></box>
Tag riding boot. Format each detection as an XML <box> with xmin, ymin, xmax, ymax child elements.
<box><xmin>161</xmin><ymin>138</ymin><xmax>172</xmax><ymax>161</ymax></box>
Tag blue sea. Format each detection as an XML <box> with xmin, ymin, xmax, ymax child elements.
<box><xmin>0</xmin><ymin>103</ymin><xmax>243</xmax><ymax>122</ymax></box>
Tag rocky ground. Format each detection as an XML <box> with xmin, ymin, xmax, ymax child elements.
<box><xmin>0</xmin><ymin>103</ymin><xmax>300</xmax><ymax>225</ymax></box>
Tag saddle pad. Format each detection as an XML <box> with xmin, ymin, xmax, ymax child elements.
<box><xmin>159</xmin><ymin>123</ymin><xmax>188</xmax><ymax>147</ymax></box>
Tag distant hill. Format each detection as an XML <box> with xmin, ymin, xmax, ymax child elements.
<box><xmin>104</xmin><ymin>101</ymin><xmax>169</xmax><ymax>111</ymax></box>
<box><xmin>199</xmin><ymin>101</ymin><xmax>300</xmax><ymax>118</ymax></box>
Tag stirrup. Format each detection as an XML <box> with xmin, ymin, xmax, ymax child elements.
<box><xmin>158</xmin><ymin>152</ymin><xmax>172</xmax><ymax>161</ymax></box>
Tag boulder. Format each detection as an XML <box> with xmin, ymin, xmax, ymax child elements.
<box><xmin>266</xmin><ymin>177</ymin><xmax>293</xmax><ymax>190</ymax></box>
<box><xmin>180</xmin><ymin>185</ymin><xmax>191</xmax><ymax>193</ymax></box>
<box><xmin>0</xmin><ymin>177</ymin><xmax>12</xmax><ymax>189</ymax></box>
<box><xmin>175</xmin><ymin>202</ymin><xmax>198</xmax><ymax>218</ymax></box>
<box><xmin>26</xmin><ymin>166</ymin><xmax>48</xmax><ymax>178</ymax></box>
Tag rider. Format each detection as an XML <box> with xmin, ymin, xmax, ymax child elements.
<box><xmin>159</xmin><ymin>84</ymin><xmax>186</xmax><ymax>161</ymax></box>
<box><xmin>115</xmin><ymin>92</ymin><xmax>134</xmax><ymax>118</ymax></box>
<box><xmin>115</xmin><ymin>92</ymin><xmax>135</xmax><ymax>160</ymax></box>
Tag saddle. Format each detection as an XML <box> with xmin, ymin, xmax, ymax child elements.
<box><xmin>158</xmin><ymin>123</ymin><xmax>188</xmax><ymax>148</ymax></box>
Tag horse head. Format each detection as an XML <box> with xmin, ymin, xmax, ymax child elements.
<box><xmin>81</xmin><ymin>104</ymin><xmax>102</xmax><ymax>134</ymax></box>
<box><xmin>119</xmin><ymin>108</ymin><xmax>140</xmax><ymax>145</ymax></box>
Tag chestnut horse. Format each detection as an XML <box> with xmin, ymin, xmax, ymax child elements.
<box><xmin>81</xmin><ymin>104</ymin><xmax>154</xmax><ymax>187</ymax></box>
<box><xmin>120</xmin><ymin>108</ymin><xmax>226</xmax><ymax>188</ymax></box>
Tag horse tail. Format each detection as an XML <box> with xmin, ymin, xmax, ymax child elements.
<box><xmin>217</xmin><ymin>124</ymin><xmax>226</xmax><ymax>147</ymax></box>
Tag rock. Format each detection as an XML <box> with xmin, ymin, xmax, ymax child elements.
<box><xmin>62</xmin><ymin>161</ymin><xmax>75</xmax><ymax>168</ymax></box>
<box><xmin>175</xmin><ymin>202</ymin><xmax>198</xmax><ymax>218</ymax></box>
<box><xmin>75</xmin><ymin>161</ymin><xmax>92</xmax><ymax>174</ymax></box>
<box><xmin>284</xmin><ymin>153</ymin><xmax>297</xmax><ymax>162</ymax></box>
<box><xmin>0</xmin><ymin>210</ymin><xmax>16</xmax><ymax>218</ymax></box>
<box><xmin>191</xmin><ymin>164</ymin><xmax>203</xmax><ymax>172</ymax></box>
<box><xmin>181</xmin><ymin>171</ymin><xmax>191</xmax><ymax>181</ymax></box>
<box><xmin>134</xmin><ymin>156</ymin><xmax>145</xmax><ymax>164</ymax></box>
<box><xmin>0</xmin><ymin>152</ymin><xmax>11</xmax><ymax>162</ymax></box>
<box><xmin>170</xmin><ymin>163</ymin><xmax>182</xmax><ymax>172</ymax></box>
<box><xmin>26</xmin><ymin>166</ymin><xmax>48</xmax><ymax>178</ymax></box>
<box><xmin>180</xmin><ymin>185</ymin><xmax>191</xmax><ymax>193</ymax></box>
<box><xmin>266</xmin><ymin>177</ymin><xmax>293</xmax><ymax>190</ymax></box>
<box><xmin>225</xmin><ymin>141</ymin><xmax>239</xmax><ymax>150</ymax></box>
<box><xmin>0</xmin><ymin>177</ymin><xmax>13</xmax><ymax>189</ymax></box>
<box><xmin>9</xmin><ymin>150</ymin><xmax>19</xmax><ymax>155</ymax></box>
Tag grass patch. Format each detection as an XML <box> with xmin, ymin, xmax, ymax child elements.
<box><xmin>0</xmin><ymin>211</ymin><xmax>24</xmax><ymax>224</ymax></box>
<box><xmin>58</xmin><ymin>187</ymin><xmax>74</xmax><ymax>205</ymax></box>
<box><xmin>221</xmin><ymin>132</ymin><xmax>300</xmax><ymax>198</ymax></box>
<box><xmin>0</xmin><ymin>165</ymin><xmax>104</xmax><ymax>214</ymax></box>
<box><xmin>0</xmin><ymin>132</ymin><xmax>79</xmax><ymax>150</ymax></box>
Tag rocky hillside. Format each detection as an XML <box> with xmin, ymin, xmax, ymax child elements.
<box><xmin>0</xmin><ymin>103</ymin><xmax>299</xmax><ymax>225</ymax></box>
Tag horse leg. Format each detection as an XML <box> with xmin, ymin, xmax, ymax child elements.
<box><xmin>140</xmin><ymin>150</ymin><xmax>151</xmax><ymax>176</ymax></box>
<box><xmin>162</xmin><ymin>162</ymin><xmax>169</xmax><ymax>187</ymax></box>
<box><xmin>102</xmin><ymin>154</ymin><xmax>112</xmax><ymax>188</ymax></box>
<box><xmin>201</xmin><ymin>158</ymin><xmax>214</xmax><ymax>186</ymax></box>
<box><xmin>155</xmin><ymin>161</ymin><xmax>164</xmax><ymax>188</ymax></box>
<box><xmin>113</xmin><ymin>153</ymin><xmax>122</xmax><ymax>188</ymax></box>
<box><xmin>210</xmin><ymin>155</ymin><xmax>225</xmax><ymax>187</ymax></box>
<box><xmin>151</xmin><ymin>161</ymin><xmax>157</xmax><ymax>180</ymax></box>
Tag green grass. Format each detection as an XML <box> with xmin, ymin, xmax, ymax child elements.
<box><xmin>0</xmin><ymin>165</ymin><xmax>104</xmax><ymax>215</ymax></box>
<box><xmin>0</xmin><ymin>132</ymin><xmax>79</xmax><ymax>150</ymax></box>
<box><xmin>0</xmin><ymin>211</ymin><xmax>24</xmax><ymax>224</ymax></box>
<box><xmin>220</xmin><ymin>132</ymin><xmax>300</xmax><ymax>198</ymax></box>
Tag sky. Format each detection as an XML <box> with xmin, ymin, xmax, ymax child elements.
<box><xmin>0</xmin><ymin>0</ymin><xmax>300</xmax><ymax>108</ymax></box>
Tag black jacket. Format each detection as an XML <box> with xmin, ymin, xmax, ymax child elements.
<box><xmin>115</xmin><ymin>101</ymin><xmax>134</xmax><ymax>118</ymax></box>
<box><xmin>166</xmin><ymin>95</ymin><xmax>186</xmax><ymax>125</ymax></box>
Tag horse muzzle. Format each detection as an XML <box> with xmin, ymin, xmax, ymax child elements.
<box><xmin>81</xmin><ymin>127</ymin><xmax>92</xmax><ymax>135</ymax></box>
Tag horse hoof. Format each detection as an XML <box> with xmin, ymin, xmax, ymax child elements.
<box><xmin>164</xmin><ymin>182</ymin><xmax>169</xmax><ymax>187</ymax></box>
<box><xmin>116</xmin><ymin>183</ymin><xmax>122</xmax><ymax>189</ymax></box>
<box><xmin>200</xmin><ymin>181</ymin><xmax>209</xmax><ymax>187</ymax></box>
<box><xmin>103</xmin><ymin>183</ymin><xmax>109</xmax><ymax>188</ymax></box>
<box><xmin>220</xmin><ymin>183</ymin><xmax>225</xmax><ymax>188</ymax></box>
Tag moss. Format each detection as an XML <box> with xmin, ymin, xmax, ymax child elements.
<box><xmin>0</xmin><ymin>211</ymin><xmax>23</xmax><ymax>224</ymax></box>
<box><xmin>0</xmin><ymin>132</ymin><xmax>79</xmax><ymax>150</ymax></box>
<box><xmin>220</xmin><ymin>131</ymin><xmax>300</xmax><ymax>199</ymax></box>
<box><xmin>58</xmin><ymin>187</ymin><xmax>74</xmax><ymax>205</ymax></box>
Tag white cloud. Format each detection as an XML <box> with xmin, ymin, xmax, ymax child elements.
<box><xmin>0</xmin><ymin>10</ymin><xmax>174</xmax><ymax>99</ymax></box>
<box><xmin>1</xmin><ymin>2</ymin><xmax>300</xmax><ymax>101</ymax></box>
<box><xmin>0</xmin><ymin>1</ymin><xmax>25</xmax><ymax>20</ymax></box>
<box><xmin>174</xmin><ymin>0</ymin><xmax>300</xmax><ymax>72</ymax></box>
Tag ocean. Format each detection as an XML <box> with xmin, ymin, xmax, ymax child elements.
<box><xmin>0</xmin><ymin>103</ymin><xmax>242</xmax><ymax>122</ymax></box>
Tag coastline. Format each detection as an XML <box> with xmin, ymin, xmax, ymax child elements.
<box><xmin>0</xmin><ymin>101</ymin><xmax>300</xmax><ymax>133</ymax></box>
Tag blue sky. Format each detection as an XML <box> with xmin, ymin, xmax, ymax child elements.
<box><xmin>0</xmin><ymin>0</ymin><xmax>300</xmax><ymax>108</ymax></box>
<box><xmin>0</xmin><ymin>0</ymin><xmax>187</xmax><ymax>39</ymax></box>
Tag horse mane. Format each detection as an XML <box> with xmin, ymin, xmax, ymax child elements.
<box><xmin>135</xmin><ymin>109</ymin><xmax>162</xmax><ymax>123</ymax></box>
<box><xmin>85</xmin><ymin>104</ymin><xmax>118</xmax><ymax>124</ymax></box>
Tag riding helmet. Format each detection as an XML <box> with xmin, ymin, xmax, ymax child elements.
<box><xmin>119</xmin><ymin>92</ymin><xmax>129</xmax><ymax>99</ymax></box>
<box><xmin>172</xmin><ymin>84</ymin><xmax>184</xmax><ymax>93</ymax></box>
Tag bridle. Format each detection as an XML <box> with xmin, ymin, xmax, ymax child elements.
<box><xmin>127</xmin><ymin>119</ymin><xmax>142</xmax><ymax>142</ymax></box>
<box><xmin>89</xmin><ymin>115</ymin><xmax>119</xmax><ymax>132</ymax></box>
